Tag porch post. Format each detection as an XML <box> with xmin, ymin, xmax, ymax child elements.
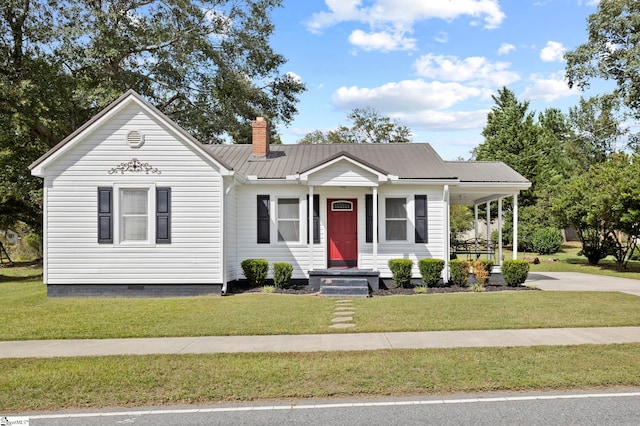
<box><xmin>498</xmin><ymin>197</ymin><xmax>503</xmax><ymax>266</ymax></box>
<box><xmin>474</xmin><ymin>204</ymin><xmax>479</xmax><ymax>253</ymax></box>
<box><xmin>373</xmin><ymin>186</ymin><xmax>378</xmax><ymax>270</ymax></box>
<box><xmin>513</xmin><ymin>193</ymin><xmax>519</xmax><ymax>260</ymax></box>
<box><xmin>443</xmin><ymin>185</ymin><xmax>450</xmax><ymax>280</ymax></box>
<box><xmin>486</xmin><ymin>201</ymin><xmax>490</xmax><ymax>260</ymax></box>
<box><xmin>308</xmin><ymin>185</ymin><xmax>314</xmax><ymax>271</ymax></box>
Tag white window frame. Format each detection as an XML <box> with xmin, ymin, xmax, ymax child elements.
<box><xmin>113</xmin><ymin>183</ymin><xmax>156</xmax><ymax>246</ymax></box>
<box><xmin>383</xmin><ymin>196</ymin><xmax>408</xmax><ymax>242</ymax></box>
<box><xmin>275</xmin><ymin>197</ymin><xmax>302</xmax><ymax>244</ymax></box>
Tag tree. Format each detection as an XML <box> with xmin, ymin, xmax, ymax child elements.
<box><xmin>449</xmin><ymin>205</ymin><xmax>474</xmax><ymax>241</ymax></box>
<box><xmin>566</xmin><ymin>95</ymin><xmax>626</xmax><ymax>169</ymax></box>
<box><xmin>1</xmin><ymin>0</ymin><xmax>305</xmax><ymax>232</ymax></box>
<box><xmin>298</xmin><ymin>107</ymin><xmax>412</xmax><ymax>144</ymax></box>
<box><xmin>474</xmin><ymin>89</ymin><xmax>571</xmax><ymax>193</ymax></box>
<box><xmin>552</xmin><ymin>153</ymin><xmax>640</xmax><ymax>267</ymax></box>
<box><xmin>565</xmin><ymin>0</ymin><xmax>640</xmax><ymax>119</ymax></box>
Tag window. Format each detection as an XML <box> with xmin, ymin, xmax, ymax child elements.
<box><xmin>277</xmin><ymin>198</ymin><xmax>300</xmax><ymax>242</ymax></box>
<box><xmin>385</xmin><ymin>198</ymin><xmax>407</xmax><ymax>241</ymax></box>
<box><xmin>97</xmin><ymin>186</ymin><xmax>171</xmax><ymax>245</ymax></box>
<box><xmin>120</xmin><ymin>189</ymin><xmax>149</xmax><ymax>242</ymax></box>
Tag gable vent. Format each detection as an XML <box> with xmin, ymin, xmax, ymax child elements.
<box><xmin>126</xmin><ymin>130</ymin><xmax>145</xmax><ymax>148</ymax></box>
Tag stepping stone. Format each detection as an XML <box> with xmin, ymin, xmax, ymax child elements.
<box><xmin>329</xmin><ymin>323</ymin><xmax>356</xmax><ymax>329</ymax></box>
<box><xmin>335</xmin><ymin>306</ymin><xmax>354</xmax><ymax>311</ymax></box>
<box><xmin>331</xmin><ymin>316</ymin><xmax>353</xmax><ymax>323</ymax></box>
<box><xmin>335</xmin><ymin>300</ymin><xmax>353</xmax><ymax>304</ymax></box>
<box><xmin>334</xmin><ymin>311</ymin><xmax>355</xmax><ymax>316</ymax></box>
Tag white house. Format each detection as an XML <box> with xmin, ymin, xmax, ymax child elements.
<box><xmin>30</xmin><ymin>90</ymin><xmax>530</xmax><ymax>296</ymax></box>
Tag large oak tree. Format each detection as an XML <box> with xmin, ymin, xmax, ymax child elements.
<box><xmin>0</xmin><ymin>0</ymin><xmax>305</xmax><ymax>232</ymax></box>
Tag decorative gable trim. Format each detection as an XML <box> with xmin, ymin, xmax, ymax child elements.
<box><xmin>297</xmin><ymin>152</ymin><xmax>388</xmax><ymax>183</ymax></box>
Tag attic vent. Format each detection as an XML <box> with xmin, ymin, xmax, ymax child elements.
<box><xmin>126</xmin><ymin>130</ymin><xmax>145</xmax><ymax>148</ymax></box>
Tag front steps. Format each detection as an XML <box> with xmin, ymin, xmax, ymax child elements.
<box><xmin>309</xmin><ymin>269</ymin><xmax>379</xmax><ymax>297</ymax></box>
<box><xmin>319</xmin><ymin>278</ymin><xmax>369</xmax><ymax>298</ymax></box>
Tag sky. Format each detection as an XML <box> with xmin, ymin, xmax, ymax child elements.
<box><xmin>267</xmin><ymin>0</ymin><xmax>602</xmax><ymax>160</ymax></box>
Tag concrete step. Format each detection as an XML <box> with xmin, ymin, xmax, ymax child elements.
<box><xmin>321</xmin><ymin>278</ymin><xmax>369</xmax><ymax>287</ymax></box>
<box><xmin>319</xmin><ymin>285</ymin><xmax>369</xmax><ymax>297</ymax></box>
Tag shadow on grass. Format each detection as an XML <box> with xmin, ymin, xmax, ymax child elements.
<box><xmin>565</xmin><ymin>257</ymin><xmax>640</xmax><ymax>274</ymax></box>
<box><xmin>0</xmin><ymin>259</ymin><xmax>43</xmax><ymax>282</ymax></box>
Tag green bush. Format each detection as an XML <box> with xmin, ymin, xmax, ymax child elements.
<box><xmin>241</xmin><ymin>259</ymin><xmax>269</xmax><ymax>287</ymax></box>
<box><xmin>502</xmin><ymin>260</ymin><xmax>530</xmax><ymax>286</ymax></box>
<box><xmin>449</xmin><ymin>259</ymin><xmax>469</xmax><ymax>287</ymax></box>
<box><xmin>272</xmin><ymin>262</ymin><xmax>293</xmax><ymax>289</ymax></box>
<box><xmin>388</xmin><ymin>259</ymin><xmax>414</xmax><ymax>288</ymax></box>
<box><xmin>475</xmin><ymin>259</ymin><xmax>493</xmax><ymax>274</ymax></box>
<box><xmin>532</xmin><ymin>227</ymin><xmax>563</xmax><ymax>255</ymax></box>
<box><xmin>418</xmin><ymin>258</ymin><xmax>445</xmax><ymax>287</ymax></box>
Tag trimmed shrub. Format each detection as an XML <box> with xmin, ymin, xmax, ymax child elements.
<box><xmin>472</xmin><ymin>261</ymin><xmax>490</xmax><ymax>286</ymax></box>
<box><xmin>272</xmin><ymin>262</ymin><xmax>293</xmax><ymax>289</ymax></box>
<box><xmin>418</xmin><ymin>258</ymin><xmax>445</xmax><ymax>287</ymax></box>
<box><xmin>241</xmin><ymin>258</ymin><xmax>269</xmax><ymax>287</ymax></box>
<box><xmin>388</xmin><ymin>259</ymin><xmax>414</xmax><ymax>288</ymax></box>
<box><xmin>449</xmin><ymin>259</ymin><xmax>469</xmax><ymax>287</ymax></box>
<box><xmin>502</xmin><ymin>260</ymin><xmax>530</xmax><ymax>286</ymax></box>
<box><xmin>532</xmin><ymin>227</ymin><xmax>563</xmax><ymax>255</ymax></box>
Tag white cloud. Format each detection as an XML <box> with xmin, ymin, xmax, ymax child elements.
<box><xmin>540</xmin><ymin>41</ymin><xmax>567</xmax><ymax>62</ymax></box>
<box><xmin>497</xmin><ymin>43</ymin><xmax>515</xmax><ymax>55</ymax></box>
<box><xmin>414</xmin><ymin>54</ymin><xmax>520</xmax><ymax>87</ymax></box>
<box><xmin>307</xmin><ymin>0</ymin><xmax>505</xmax><ymax>51</ymax></box>
<box><xmin>285</xmin><ymin>71</ymin><xmax>303</xmax><ymax>84</ymax></box>
<box><xmin>521</xmin><ymin>73</ymin><xmax>579</xmax><ymax>102</ymax></box>
<box><xmin>434</xmin><ymin>31</ymin><xmax>448</xmax><ymax>44</ymax></box>
<box><xmin>395</xmin><ymin>109</ymin><xmax>490</xmax><ymax>131</ymax></box>
<box><xmin>348</xmin><ymin>29</ymin><xmax>417</xmax><ymax>51</ymax></box>
<box><xmin>332</xmin><ymin>79</ymin><xmax>488</xmax><ymax>112</ymax></box>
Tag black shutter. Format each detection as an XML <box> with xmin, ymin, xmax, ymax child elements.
<box><xmin>97</xmin><ymin>187</ymin><xmax>113</xmax><ymax>244</ymax></box>
<box><xmin>307</xmin><ymin>194</ymin><xmax>320</xmax><ymax>244</ymax></box>
<box><xmin>257</xmin><ymin>195</ymin><xmax>270</xmax><ymax>243</ymax></box>
<box><xmin>156</xmin><ymin>187</ymin><xmax>171</xmax><ymax>244</ymax></box>
<box><xmin>415</xmin><ymin>195</ymin><xmax>428</xmax><ymax>243</ymax></box>
<box><xmin>366</xmin><ymin>194</ymin><xmax>373</xmax><ymax>243</ymax></box>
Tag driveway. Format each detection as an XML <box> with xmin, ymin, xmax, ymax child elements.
<box><xmin>525</xmin><ymin>272</ymin><xmax>640</xmax><ymax>296</ymax></box>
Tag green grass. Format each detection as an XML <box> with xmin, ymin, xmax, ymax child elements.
<box><xmin>509</xmin><ymin>243</ymin><xmax>640</xmax><ymax>279</ymax></box>
<box><xmin>1</xmin><ymin>265</ymin><xmax>639</xmax><ymax>340</ymax></box>
<box><xmin>2</xmin><ymin>344</ymin><xmax>639</xmax><ymax>412</ymax></box>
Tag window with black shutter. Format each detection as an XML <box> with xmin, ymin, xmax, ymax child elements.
<box><xmin>415</xmin><ymin>194</ymin><xmax>428</xmax><ymax>243</ymax></box>
<box><xmin>257</xmin><ymin>195</ymin><xmax>270</xmax><ymax>243</ymax></box>
<box><xmin>307</xmin><ymin>194</ymin><xmax>320</xmax><ymax>244</ymax></box>
<box><xmin>97</xmin><ymin>187</ymin><xmax>113</xmax><ymax>244</ymax></box>
<box><xmin>366</xmin><ymin>194</ymin><xmax>374</xmax><ymax>243</ymax></box>
<box><xmin>156</xmin><ymin>187</ymin><xmax>171</xmax><ymax>243</ymax></box>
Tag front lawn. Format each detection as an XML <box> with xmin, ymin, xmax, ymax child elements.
<box><xmin>2</xmin><ymin>265</ymin><xmax>639</xmax><ymax>340</ymax></box>
<box><xmin>2</xmin><ymin>344</ymin><xmax>639</xmax><ymax>412</ymax></box>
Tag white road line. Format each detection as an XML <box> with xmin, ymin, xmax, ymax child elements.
<box><xmin>24</xmin><ymin>392</ymin><xmax>640</xmax><ymax>420</ymax></box>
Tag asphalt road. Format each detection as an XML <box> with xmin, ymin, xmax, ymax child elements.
<box><xmin>23</xmin><ymin>389</ymin><xmax>640</xmax><ymax>425</ymax></box>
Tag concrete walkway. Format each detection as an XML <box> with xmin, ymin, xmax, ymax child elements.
<box><xmin>525</xmin><ymin>272</ymin><xmax>640</xmax><ymax>296</ymax></box>
<box><xmin>2</xmin><ymin>327</ymin><xmax>640</xmax><ymax>358</ymax></box>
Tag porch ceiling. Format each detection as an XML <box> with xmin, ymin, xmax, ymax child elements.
<box><xmin>449</xmin><ymin>185</ymin><xmax>527</xmax><ymax>205</ymax></box>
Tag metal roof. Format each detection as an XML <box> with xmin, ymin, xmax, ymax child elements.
<box><xmin>445</xmin><ymin>161</ymin><xmax>530</xmax><ymax>183</ymax></box>
<box><xmin>204</xmin><ymin>143</ymin><xmax>459</xmax><ymax>179</ymax></box>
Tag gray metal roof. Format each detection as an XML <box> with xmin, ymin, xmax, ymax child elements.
<box><xmin>445</xmin><ymin>161</ymin><xmax>529</xmax><ymax>183</ymax></box>
<box><xmin>204</xmin><ymin>143</ymin><xmax>458</xmax><ymax>179</ymax></box>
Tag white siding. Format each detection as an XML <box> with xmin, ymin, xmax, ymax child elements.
<box><xmin>235</xmin><ymin>184</ymin><xmax>446</xmax><ymax>279</ymax></box>
<box><xmin>307</xmin><ymin>160</ymin><xmax>378</xmax><ymax>186</ymax></box>
<box><xmin>43</xmin><ymin>103</ymin><xmax>224</xmax><ymax>285</ymax></box>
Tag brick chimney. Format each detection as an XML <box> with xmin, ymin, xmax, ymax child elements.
<box><xmin>251</xmin><ymin>117</ymin><xmax>269</xmax><ymax>157</ymax></box>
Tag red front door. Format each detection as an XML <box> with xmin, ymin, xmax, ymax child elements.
<box><xmin>327</xmin><ymin>199</ymin><xmax>357</xmax><ymax>268</ymax></box>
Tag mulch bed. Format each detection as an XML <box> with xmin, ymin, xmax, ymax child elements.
<box><xmin>228</xmin><ymin>275</ymin><xmax>534</xmax><ymax>296</ymax></box>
